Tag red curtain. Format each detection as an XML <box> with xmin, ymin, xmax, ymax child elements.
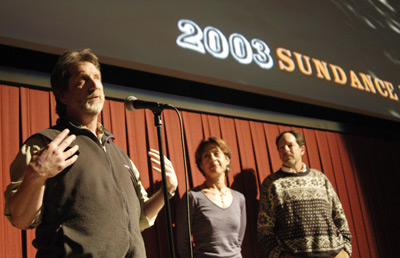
<box><xmin>1</xmin><ymin>83</ymin><xmax>399</xmax><ymax>258</ymax></box>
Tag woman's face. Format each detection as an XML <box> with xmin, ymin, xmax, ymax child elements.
<box><xmin>200</xmin><ymin>143</ymin><xmax>230</xmax><ymax>179</ymax></box>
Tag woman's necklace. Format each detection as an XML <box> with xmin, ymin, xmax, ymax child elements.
<box><xmin>201</xmin><ymin>184</ymin><xmax>232</xmax><ymax>208</ymax></box>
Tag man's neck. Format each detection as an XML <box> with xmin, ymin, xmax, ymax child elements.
<box><xmin>67</xmin><ymin>115</ymin><xmax>99</xmax><ymax>136</ymax></box>
<box><xmin>282</xmin><ymin>163</ymin><xmax>306</xmax><ymax>173</ymax></box>
<box><xmin>85</xmin><ymin>121</ymin><xmax>98</xmax><ymax>136</ymax></box>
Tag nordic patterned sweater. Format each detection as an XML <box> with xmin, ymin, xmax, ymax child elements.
<box><xmin>257</xmin><ymin>168</ymin><xmax>352</xmax><ymax>258</ymax></box>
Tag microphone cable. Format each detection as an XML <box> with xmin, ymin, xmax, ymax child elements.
<box><xmin>170</xmin><ymin>106</ymin><xmax>194</xmax><ymax>258</ymax></box>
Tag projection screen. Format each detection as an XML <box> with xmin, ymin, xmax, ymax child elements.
<box><xmin>1</xmin><ymin>0</ymin><xmax>399</xmax><ymax>121</ymax></box>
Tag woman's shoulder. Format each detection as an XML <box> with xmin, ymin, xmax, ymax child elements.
<box><xmin>186</xmin><ymin>185</ymin><xmax>204</xmax><ymax>198</ymax></box>
<box><xmin>230</xmin><ymin>189</ymin><xmax>245</xmax><ymax>201</ymax></box>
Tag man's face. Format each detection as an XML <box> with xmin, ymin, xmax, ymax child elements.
<box><xmin>278</xmin><ymin>133</ymin><xmax>305</xmax><ymax>169</ymax></box>
<box><xmin>61</xmin><ymin>61</ymin><xmax>105</xmax><ymax>120</ymax></box>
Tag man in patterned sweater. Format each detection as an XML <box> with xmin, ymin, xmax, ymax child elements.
<box><xmin>257</xmin><ymin>130</ymin><xmax>352</xmax><ymax>258</ymax></box>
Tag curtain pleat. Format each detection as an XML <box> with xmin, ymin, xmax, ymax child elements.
<box><xmin>346</xmin><ymin>135</ymin><xmax>378</xmax><ymax>258</ymax></box>
<box><xmin>249</xmin><ymin>121</ymin><xmax>271</xmax><ymax>189</ymax></box>
<box><xmin>181</xmin><ymin>111</ymin><xmax>205</xmax><ymax>188</ymax></box>
<box><xmin>336</xmin><ymin>134</ymin><xmax>367</xmax><ymax>258</ymax></box>
<box><xmin>125</xmin><ymin>108</ymin><xmax>160</xmax><ymax>258</ymax></box>
<box><xmin>366</xmin><ymin>138</ymin><xmax>398</xmax><ymax>258</ymax></box>
<box><xmin>205</xmin><ymin>115</ymin><xmax>221</xmax><ymax>138</ymax></box>
<box><xmin>315</xmin><ymin>131</ymin><xmax>337</xmax><ymax>189</ymax></box>
<box><xmin>149</xmin><ymin>110</ymin><xmax>172</xmax><ymax>258</ymax></box>
<box><xmin>219</xmin><ymin>116</ymin><xmax>239</xmax><ymax>186</ymax></box>
<box><xmin>163</xmin><ymin>110</ymin><xmax>186</xmax><ymax>190</ymax></box>
<box><xmin>108</xmin><ymin>100</ymin><xmax>128</xmax><ymax>152</ymax></box>
<box><xmin>155</xmin><ymin>110</ymin><xmax>185</xmax><ymax>258</ymax></box>
<box><xmin>125</xmin><ymin>109</ymin><xmax>149</xmax><ymax>187</ymax></box>
<box><xmin>20</xmin><ymin>87</ymin><xmax>54</xmax><ymax>258</ymax></box>
<box><xmin>302</xmin><ymin>128</ymin><xmax>319</xmax><ymax>170</ymax></box>
<box><xmin>234</xmin><ymin>119</ymin><xmax>260</xmax><ymax>258</ymax></box>
<box><xmin>349</xmin><ymin>135</ymin><xmax>388</xmax><ymax>257</ymax></box>
<box><xmin>0</xmin><ymin>84</ymin><xmax>23</xmax><ymax>258</ymax></box>
<box><xmin>1</xmin><ymin>83</ymin><xmax>399</xmax><ymax>258</ymax></box>
<box><xmin>262</xmin><ymin>123</ymin><xmax>281</xmax><ymax>173</ymax></box>
<box><xmin>50</xmin><ymin>93</ymin><xmax>58</xmax><ymax>126</ymax></box>
<box><xmin>325</xmin><ymin>132</ymin><xmax>360</xmax><ymax>258</ymax></box>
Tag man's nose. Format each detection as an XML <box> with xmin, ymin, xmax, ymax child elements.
<box><xmin>88</xmin><ymin>77</ymin><xmax>102</xmax><ymax>90</ymax></box>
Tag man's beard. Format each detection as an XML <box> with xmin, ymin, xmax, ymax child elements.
<box><xmin>283</xmin><ymin>154</ymin><xmax>296</xmax><ymax>167</ymax></box>
<box><xmin>82</xmin><ymin>95</ymin><xmax>104</xmax><ymax>115</ymax></box>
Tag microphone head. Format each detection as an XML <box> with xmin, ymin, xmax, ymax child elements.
<box><xmin>124</xmin><ymin>96</ymin><xmax>138</xmax><ymax>111</ymax></box>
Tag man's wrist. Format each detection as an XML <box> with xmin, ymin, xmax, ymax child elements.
<box><xmin>167</xmin><ymin>191</ymin><xmax>175</xmax><ymax>199</ymax></box>
<box><xmin>161</xmin><ymin>185</ymin><xmax>175</xmax><ymax>199</ymax></box>
<box><xmin>26</xmin><ymin>164</ymin><xmax>48</xmax><ymax>183</ymax></box>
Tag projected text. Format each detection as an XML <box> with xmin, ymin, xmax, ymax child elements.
<box><xmin>177</xmin><ymin>19</ymin><xmax>273</xmax><ymax>69</ymax></box>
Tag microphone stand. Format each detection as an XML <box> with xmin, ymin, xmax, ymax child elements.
<box><xmin>153</xmin><ymin>109</ymin><xmax>175</xmax><ymax>258</ymax></box>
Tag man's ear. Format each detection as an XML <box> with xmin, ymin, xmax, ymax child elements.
<box><xmin>59</xmin><ymin>92</ymin><xmax>68</xmax><ymax>105</ymax></box>
<box><xmin>300</xmin><ymin>145</ymin><xmax>306</xmax><ymax>156</ymax></box>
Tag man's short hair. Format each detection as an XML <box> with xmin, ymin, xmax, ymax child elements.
<box><xmin>50</xmin><ymin>48</ymin><xmax>100</xmax><ymax>117</ymax></box>
<box><xmin>275</xmin><ymin>130</ymin><xmax>306</xmax><ymax>149</ymax></box>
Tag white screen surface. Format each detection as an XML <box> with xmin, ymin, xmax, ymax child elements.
<box><xmin>1</xmin><ymin>0</ymin><xmax>399</xmax><ymax>121</ymax></box>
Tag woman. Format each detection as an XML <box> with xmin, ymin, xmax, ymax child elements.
<box><xmin>176</xmin><ymin>136</ymin><xmax>246</xmax><ymax>258</ymax></box>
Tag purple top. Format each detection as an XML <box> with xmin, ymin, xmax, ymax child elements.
<box><xmin>176</xmin><ymin>186</ymin><xmax>247</xmax><ymax>258</ymax></box>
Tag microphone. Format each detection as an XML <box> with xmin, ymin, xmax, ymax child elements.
<box><xmin>124</xmin><ymin>96</ymin><xmax>174</xmax><ymax>112</ymax></box>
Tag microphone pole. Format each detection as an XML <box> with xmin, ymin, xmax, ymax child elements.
<box><xmin>125</xmin><ymin>96</ymin><xmax>175</xmax><ymax>257</ymax></box>
<box><xmin>153</xmin><ymin>109</ymin><xmax>176</xmax><ymax>258</ymax></box>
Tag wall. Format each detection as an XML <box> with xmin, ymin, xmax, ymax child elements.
<box><xmin>1</xmin><ymin>83</ymin><xmax>399</xmax><ymax>257</ymax></box>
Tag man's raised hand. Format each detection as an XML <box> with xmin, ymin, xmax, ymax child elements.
<box><xmin>29</xmin><ymin>129</ymin><xmax>79</xmax><ymax>179</ymax></box>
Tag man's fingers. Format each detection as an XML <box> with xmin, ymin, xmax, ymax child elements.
<box><xmin>151</xmin><ymin>166</ymin><xmax>161</xmax><ymax>174</ymax></box>
<box><xmin>148</xmin><ymin>149</ymin><xmax>172</xmax><ymax>165</ymax></box>
<box><xmin>64</xmin><ymin>144</ymin><xmax>79</xmax><ymax>159</ymax></box>
<box><xmin>150</xmin><ymin>157</ymin><xmax>173</xmax><ymax>172</ymax></box>
<box><xmin>51</xmin><ymin>129</ymin><xmax>71</xmax><ymax>146</ymax></box>
<box><xmin>48</xmin><ymin>129</ymin><xmax>77</xmax><ymax>153</ymax></box>
<box><xmin>150</xmin><ymin>157</ymin><xmax>161</xmax><ymax>166</ymax></box>
<box><xmin>151</xmin><ymin>166</ymin><xmax>176</xmax><ymax>183</ymax></box>
<box><xmin>64</xmin><ymin>154</ymin><xmax>79</xmax><ymax>169</ymax></box>
<box><xmin>149</xmin><ymin>148</ymin><xmax>159</xmax><ymax>154</ymax></box>
<box><xmin>57</xmin><ymin>134</ymin><xmax>77</xmax><ymax>152</ymax></box>
<box><xmin>148</xmin><ymin>150</ymin><xmax>176</xmax><ymax>180</ymax></box>
<box><xmin>32</xmin><ymin>129</ymin><xmax>79</xmax><ymax>175</ymax></box>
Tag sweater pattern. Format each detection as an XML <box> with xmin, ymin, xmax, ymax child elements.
<box><xmin>257</xmin><ymin>169</ymin><xmax>352</xmax><ymax>258</ymax></box>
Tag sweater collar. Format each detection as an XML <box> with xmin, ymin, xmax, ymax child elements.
<box><xmin>281</xmin><ymin>162</ymin><xmax>307</xmax><ymax>173</ymax></box>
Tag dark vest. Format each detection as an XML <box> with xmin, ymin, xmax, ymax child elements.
<box><xmin>32</xmin><ymin>119</ymin><xmax>146</xmax><ymax>258</ymax></box>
